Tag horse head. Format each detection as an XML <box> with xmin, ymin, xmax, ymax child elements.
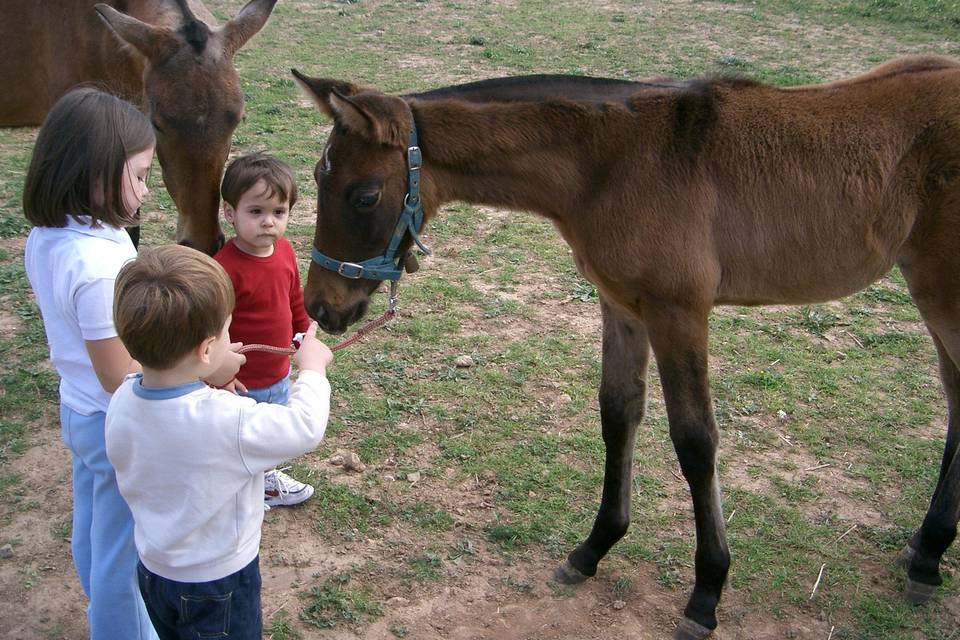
<box><xmin>95</xmin><ymin>0</ymin><xmax>277</xmax><ymax>255</ymax></box>
<box><xmin>293</xmin><ymin>71</ymin><xmax>432</xmax><ymax>334</ymax></box>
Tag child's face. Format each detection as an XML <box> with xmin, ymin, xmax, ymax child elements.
<box><xmin>121</xmin><ymin>146</ymin><xmax>155</xmax><ymax>220</ymax></box>
<box><xmin>223</xmin><ymin>179</ymin><xmax>291</xmax><ymax>257</ymax></box>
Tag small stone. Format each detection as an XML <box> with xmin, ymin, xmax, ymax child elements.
<box><xmin>557</xmin><ymin>393</ymin><xmax>572</xmax><ymax>404</ymax></box>
<box><xmin>407</xmin><ymin>471</ymin><xmax>421</xmax><ymax>483</ymax></box>
<box><xmin>341</xmin><ymin>452</ymin><xmax>366</xmax><ymax>472</ymax></box>
<box><xmin>777</xmin><ymin>410</ymin><xmax>788</xmax><ymax>420</ymax></box>
<box><xmin>454</xmin><ymin>355</ymin><xmax>474</xmax><ymax>368</ymax></box>
<box><xmin>0</xmin><ymin>544</ymin><xmax>13</xmax><ymax>559</ymax></box>
<box><xmin>384</xmin><ymin>474</ymin><xmax>395</xmax><ymax>482</ymax></box>
<box><xmin>331</xmin><ymin>451</ymin><xmax>365</xmax><ymax>472</ymax></box>
<box><xmin>612</xmin><ymin>600</ymin><xmax>626</xmax><ymax>610</ymax></box>
<box><xmin>387</xmin><ymin>596</ymin><xmax>409</xmax><ymax>606</ymax></box>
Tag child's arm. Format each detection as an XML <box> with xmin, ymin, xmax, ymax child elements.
<box><xmin>289</xmin><ymin>257</ymin><xmax>312</xmax><ymax>335</ymax></box>
<box><xmin>86</xmin><ymin>337</ymin><xmax>141</xmax><ymax>393</ymax></box>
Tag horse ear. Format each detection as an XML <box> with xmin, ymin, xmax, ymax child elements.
<box><xmin>291</xmin><ymin>71</ymin><xmax>410</xmax><ymax>146</ymax></box>
<box><xmin>94</xmin><ymin>4</ymin><xmax>179</xmax><ymax>62</ymax></box>
<box><xmin>291</xmin><ymin>70</ymin><xmax>360</xmax><ymax>119</ymax></box>
<box><xmin>222</xmin><ymin>0</ymin><xmax>278</xmax><ymax>57</ymax></box>
<box><xmin>330</xmin><ymin>92</ymin><xmax>411</xmax><ymax>147</ymax></box>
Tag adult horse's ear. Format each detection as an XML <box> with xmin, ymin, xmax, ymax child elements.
<box><xmin>95</xmin><ymin>4</ymin><xmax>179</xmax><ymax>62</ymax></box>
<box><xmin>222</xmin><ymin>0</ymin><xmax>278</xmax><ymax>57</ymax></box>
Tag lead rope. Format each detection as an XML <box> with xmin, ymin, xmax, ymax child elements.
<box><xmin>236</xmin><ymin>282</ymin><xmax>400</xmax><ymax>356</ymax></box>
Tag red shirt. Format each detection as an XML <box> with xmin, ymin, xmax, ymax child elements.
<box><xmin>213</xmin><ymin>238</ymin><xmax>311</xmax><ymax>389</ymax></box>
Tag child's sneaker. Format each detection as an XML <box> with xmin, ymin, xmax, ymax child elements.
<box><xmin>264</xmin><ymin>468</ymin><xmax>314</xmax><ymax>507</ymax></box>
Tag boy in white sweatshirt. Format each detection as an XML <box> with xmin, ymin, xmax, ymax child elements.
<box><xmin>105</xmin><ymin>244</ymin><xmax>333</xmax><ymax>639</ymax></box>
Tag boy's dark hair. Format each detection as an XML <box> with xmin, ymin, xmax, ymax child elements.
<box><xmin>114</xmin><ymin>245</ymin><xmax>235</xmax><ymax>370</ymax></box>
<box><xmin>221</xmin><ymin>152</ymin><xmax>298</xmax><ymax>209</ymax></box>
<box><xmin>23</xmin><ymin>86</ymin><xmax>155</xmax><ymax>229</ymax></box>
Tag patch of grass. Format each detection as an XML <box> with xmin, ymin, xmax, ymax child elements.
<box><xmin>265</xmin><ymin>609</ymin><xmax>302</xmax><ymax>640</ymax></box>
<box><xmin>310</xmin><ymin>475</ymin><xmax>391</xmax><ymax>539</ymax></box>
<box><xmin>299</xmin><ymin>570</ymin><xmax>383</xmax><ymax>629</ymax></box>
<box><xmin>404</xmin><ymin>550</ymin><xmax>443</xmax><ymax>581</ymax></box>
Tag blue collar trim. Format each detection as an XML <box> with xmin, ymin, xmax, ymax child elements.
<box><xmin>131</xmin><ymin>375</ymin><xmax>207</xmax><ymax>400</ymax></box>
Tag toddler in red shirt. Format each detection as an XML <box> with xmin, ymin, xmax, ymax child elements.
<box><xmin>214</xmin><ymin>152</ymin><xmax>314</xmax><ymax>509</ymax></box>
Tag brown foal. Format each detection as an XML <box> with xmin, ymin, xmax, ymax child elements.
<box><xmin>292</xmin><ymin>55</ymin><xmax>960</xmax><ymax>638</ymax></box>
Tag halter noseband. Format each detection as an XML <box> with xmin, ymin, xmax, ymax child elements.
<box><xmin>310</xmin><ymin>110</ymin><xmax>432</xmax><ymax>283</ymax></box>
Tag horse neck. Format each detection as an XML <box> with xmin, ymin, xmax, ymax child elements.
<box><xmin>413</xmin><ymin>98</ymin><xmax>604</xmax><ymax>221</ymax></box>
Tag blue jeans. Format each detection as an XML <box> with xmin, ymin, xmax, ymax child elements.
<box><xmin>60</xmin><ymin>404</ymin><xmax>157</xmax><ymax>639</ymax></box>
<box><xmin>242</xmin><ymin>374</ymin><xmax>289</xmax><ymax>405</ymax></box>
<box><xmin>137</xmin><ymin>557</ymin><xmax>262</xmax><ymax>640</ymax></box>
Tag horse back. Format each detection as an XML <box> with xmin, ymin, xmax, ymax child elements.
<box><xmin>701</xmin><ymin>56</ymin><xmax>960</xmax><ymax>304</ymax></box>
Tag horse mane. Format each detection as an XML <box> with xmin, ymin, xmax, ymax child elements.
<box><xmin>408</xmin><ymin>72</ymin><xmax>763</xmax><ymax>112</ymax></box>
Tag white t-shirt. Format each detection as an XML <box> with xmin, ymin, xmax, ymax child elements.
<box><xmin>105</xmin><ymin>370</ymin><xmax>330</xmax><ymax>583</ymax></box>
<box><xmin>24</xmin><ymin>217</ymin><xmax>137</xmax><ymax>415</ymax></box>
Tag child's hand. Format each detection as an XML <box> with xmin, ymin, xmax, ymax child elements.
<box><xmin>294</xmin><ymin>322</ymin><xmax>333</xmax><ymax>375</ymax></box>
<box><xmin>220</xmin><ymin>378</ymin><xmax>248</xmax><ymax>395</ymax></box>
<box><xmin>205</xmin><ymin>343</ymin><xmax>247</xmax><ymax>387</ymax></box>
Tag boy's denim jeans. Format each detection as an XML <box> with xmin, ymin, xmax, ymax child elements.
<box><xmin>241</xmin><ymin>373</ymin><xmax>290</xmax><ymax>405</ymax></box>
<box><xmin>59</xmin><ymin>403</ymin><xmax>157</xmax><ymax>640</ymax></box>
<box><xmin>137</xmin><ymin>557</ymin><xmax>262</xmax><ymax>640</ymax></box>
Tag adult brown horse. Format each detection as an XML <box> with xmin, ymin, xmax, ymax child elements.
<box><xmin>0</xmin><ymin>0</ymin><xmax>278</xmax><ymax>254</ymax></box>
<box><xmin>292</xmin><ymin>55</ymin><xmax>960</xmax><ymax>638</ymax></box>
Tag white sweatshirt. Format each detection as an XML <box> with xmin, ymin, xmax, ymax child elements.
<box><xmin>105</xmin><ymin>370</ymin><xmax>330</xmax><ymax>582</ymax></box>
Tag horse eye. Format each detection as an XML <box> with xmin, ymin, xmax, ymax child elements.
<box><xmin>352</xmin><ymin>191</ymin><xmax>381</xmax><ymax>211</ymax></box>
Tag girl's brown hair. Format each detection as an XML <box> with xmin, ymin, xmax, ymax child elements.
<box><xmin>114</xmin><ymin>245</ymin><xmax>235</xmax><ymax>370</ymax></box>
<box><xmin>23</xmin><ymin>86</ymin><xmax>155</xmax><ymax>228</ymax></box>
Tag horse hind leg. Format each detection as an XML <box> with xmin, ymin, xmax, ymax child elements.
<box><xmin>898</xmin><ymin>245</ymin><xmax>960</xmax><ymax>604</ymax></box>
<box><xmin>555</xmin><ymin>297</ymin><xmax>651</xmax><ymax>584</ymax></box>
<box><xmin>898</xmin><ymin>329</ymin><xmax>960</xmax><ymax>604</ymax></box>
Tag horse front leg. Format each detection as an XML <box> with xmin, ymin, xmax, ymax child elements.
<box><xmin>647</xmin><ymin>306</ymin><xmax>729</xmax><ymax>640</ymax></box>
<box><xmin>555</xmin><ymin>297</ymin><xmax>651</xmax><ymax>583</ymax></box>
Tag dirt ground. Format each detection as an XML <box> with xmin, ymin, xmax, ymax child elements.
<box><xmin>4</xmin><ymin>417</ymin><xmax>959</xmax><ymax>639</ymax></box>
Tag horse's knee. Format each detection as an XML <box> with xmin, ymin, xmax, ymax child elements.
<box><xmin>670</xmin><ymin>424</ymin><xmax>719</xmax><ymax>480</ymax></box>
<box><xmin>599</xmin><ymin>388</ymin><xmax>646</xmax><ymax>433</ymax></box>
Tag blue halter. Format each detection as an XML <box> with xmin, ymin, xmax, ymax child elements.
<box><xmin>310</xmin><ymin>115</ymin><xmax>432</xmax><ymax>282</ymax></box>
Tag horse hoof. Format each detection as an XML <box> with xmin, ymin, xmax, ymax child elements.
<box><xmin>553</xmin><ymin>560</ymin><xmax>590</xmax><ymax>585</ymax></box>
<box><xmin>897</xmin><ymin>544</ymin><xmax>916</xmax><ymax>570</ymax></box>
<box><xmin>904</xmin><ymin>578</ymin><xmax>936</xmax><ymax>606</ymax></box>
<box><xmin>673</xmin><ymin>617</ymin><xmax>713</xmax><ymax>640</ymax></box>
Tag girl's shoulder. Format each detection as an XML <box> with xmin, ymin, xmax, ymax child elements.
<box><xmin>27</xmin><ymin>223</ymin><xmax>135</xmax><ymax>280</ymax></box>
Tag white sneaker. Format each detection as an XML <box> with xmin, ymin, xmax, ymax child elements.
<box><xmin>264</xmin><ymin>468</ymin><xmax>314</xmax><ymax>507</ymax></box>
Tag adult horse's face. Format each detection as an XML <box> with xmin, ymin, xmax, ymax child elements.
<box><xmin>96</xmin><ymin>0</ymin><xmax>277</xmax><ymax>255</ymax></box>
<box><xmin>293</xmin><ymin>72</ymin><xmax>419</xmax><ymax>334</ymax></box>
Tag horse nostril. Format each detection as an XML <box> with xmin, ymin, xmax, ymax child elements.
<box><xmin>309</xmin><ymin>302</ymin><xmax>327</xmax><ymax>325</ymax></box>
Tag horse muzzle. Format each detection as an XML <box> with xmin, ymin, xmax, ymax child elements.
<box><xmin>307</xmin><ymin>297</ymin><xmax>369</xmax><ymax>335</ymax></box>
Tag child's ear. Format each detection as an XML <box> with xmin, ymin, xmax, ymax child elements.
<box><xmin>222</xmin><ymin>203</ymin><xmax>236</xmax><ymax>223</ymax></box>
<box><xmin>197</xmin><ymin>335</ymin><xmax>216</xmax><ymax>364</ymax></box>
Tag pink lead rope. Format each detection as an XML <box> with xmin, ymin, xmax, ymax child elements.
<box><xmin>237</xmin><ymin>283</ymin><xmax>401</xmax><ymax>356</ymax></box>
<box><xmin>237</xmin><ymin>308</ymin><xmax>397</xmax><ymax>356</ymax></box>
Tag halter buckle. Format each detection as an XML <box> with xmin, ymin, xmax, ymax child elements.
<box><xmin>407</xmin><ymin>145</ymin><xmax>422</xmax><ymax>170</ymax></box>
<box><xmin>337</xmin><ymin>262</ymin><xmax>365</xmax><ymax>279</ymax></box>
